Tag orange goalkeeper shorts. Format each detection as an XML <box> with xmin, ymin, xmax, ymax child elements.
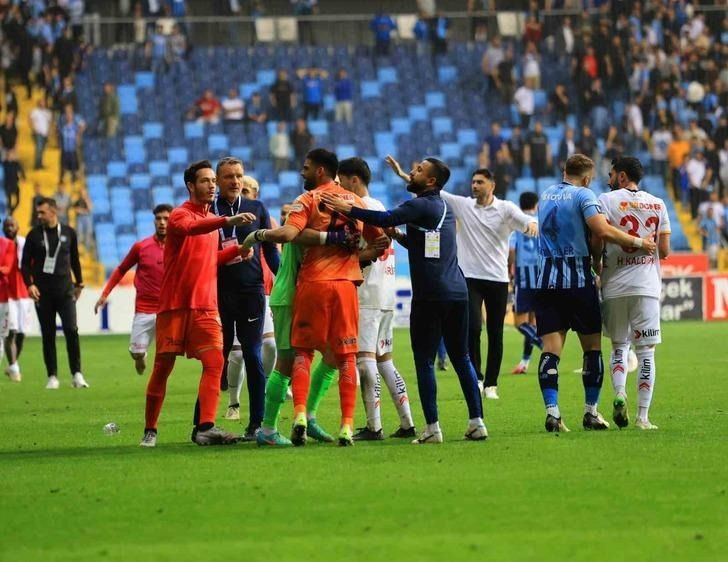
<box><xmin>155</xmin><ymin>309</ymin><xmax>223</xmax><ymax>359</ymax></box>
<box><xmin>291</xmin><ymin>280</ymin><xmax>359</xmax><ymax>355</ymax></box>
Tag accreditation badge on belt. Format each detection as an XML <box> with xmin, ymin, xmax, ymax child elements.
<box><xmin>221</xmin><ymin>237</ymin><xmax>243</xmax><ymax>265</ymax></box>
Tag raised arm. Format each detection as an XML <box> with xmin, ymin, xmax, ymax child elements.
<box><xmin>95</xmin><ymin>242</ymin><xmax>141</xmax><ymax>313</ymax></box>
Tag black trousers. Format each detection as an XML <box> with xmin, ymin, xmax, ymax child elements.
<box><xmin>466</xmin><ymin>278</ymin><xmax>509</xmax><ymax>387</ymax></box>
<box><xmin>220</xmin><ymin>291</ymin><xmax>266</xmax><ymax>426</ymax></box>
<box><xmin>35</xmin><ymin>284</ymin><xmax>81</xmax><ymax>377</ymax></box>
<box><xmin>409</xmin><ymin>300</ymin><xmax>482</xmax><ymax>424</ymax></box>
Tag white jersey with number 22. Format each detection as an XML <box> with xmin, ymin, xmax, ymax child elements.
<box><xmin>598</xmin><ymin>189</ymin><xmax>671</xmax><ymax>300</ymax></box>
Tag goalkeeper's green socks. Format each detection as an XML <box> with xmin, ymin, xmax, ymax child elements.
<box><xmin>306</xmin><ymin>360</ymin><xmax>337</xmax><ymax>420</ymax></box>
<box><xmin>261</xmin><ymin>370</ymin><xmax>290</xmax><ymax>434</ymax></box>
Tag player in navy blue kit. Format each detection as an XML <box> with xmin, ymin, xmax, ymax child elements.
<box><xmin>321</xmin><ymin>158</ymin><xmax>486</xmax><ymax>444</ymax></box>
<box><xmin>535</xmin><ymin>154</ymin><xmax>656</xmax><ymax>433</ymax></box>
<box><xmin>508</xmin><ymin>191</ymin><xmax>542</xmax><ymax>374</ymax></box>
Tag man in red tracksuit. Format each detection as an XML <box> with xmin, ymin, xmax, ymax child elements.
<box><xmin>139</xmin><ymin>160</ymin><xmax>255</xmax><ymax>448</ymax></box>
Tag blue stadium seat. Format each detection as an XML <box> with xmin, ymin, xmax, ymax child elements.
<box><xmin>533</xmin><ymin>89</ymin><xmax>547</xmax><ymax>110</ymax></box>
<box><xmin>130</xmin><ymin>174</ymin><xmax>151</xmax><ymax>190</ymax></box>
<box><xmin>308</xmin><ymin>120</ymin><xmax>328</xmax><ymax>136</ymax></box>
<box><xmin>369</xmin><ymin>182</ymin><xmax>387</xmax><ymax>199</ymax></box>
<box><xmin>86</xmin><ymin>174</ymin><xmax>107</xmax><ymax>191</ymax></box>
<box><xmin>432</xmin><ymin>117</ymin><xmax>453</xmax><ymax>137</ymax></box>
<box><xmin>152</xmin><ymin>187</ymin><xmax>174</xmax><ymax>207</ymax></box>
<box><xmin>239</xmin><ymin>82</ymin><xmax>258</xmax><ymax>99</ymax></box>
<box><xmin>437</xmin><ymin>66</ymin><xmax>457</xmax><ymax>83</ymax></box>
<box><xmin>136</xmin><ymin>221</ymin><xmax>155</xmax><ymax>239</ymax></box>
<box><xmin>439</xmin><ymin>142</ymin><xmax>460</xmax><ymax>160</ymax></box>
<box><xmin>149</xmin><ymin>160</ymin><xmax>170</xmax><ymax>178</ymax></box>
<box><xmin>168</xmin><ymin>147</ymin><xmax>189</xmax><ymax>164</ymax></box>
<box><xmin>256</xmin><ymin>69</ymin><xmax>276</xmax><ymax>86</ymax></box>
<box><xmin>278</xmin><ymin>171</ymin><xmax>300</xmax><ymax>188</ymax></box>
<box><xmin>135</xmin><ymin>72</ymin><xmax>155</xmax><ymax>90</ymax></box>
<box><xmin>336</xmin><ymin>144</ymin><xmax>356</xmax><ymax>159</ymax></box>
<box><xmin>107</xmin><ymin>161</ymin><xmax>128</xmax><ymax>178</ymax></box>
<box><xmin>425</xmin><ymin>92</ymin><xmax>445</xmax><ymax>109</ymax></box>
<box><xmin>456</xmin><ymin>129</ymin><xmax>478</xmax><ymax>147</ymax></box>
<box><xmin>208</xmin><ymin>134</ymin><xmax>229</xmax><ymax>152</ymax></box>
<box><xmin>184</xmin><ymin>122</ymin><xmax>204</xmax><ymax>139</ymax></box>
<box><xmin>377</xmin><ymin>67</ymin><xmax>398</xmax><ymax>84</ymax></box>
<box><xmin>361</xmin><ymin>81</ymin><xmax>381</xmax><ymax>98</ymax></box>
<box><xmin>142</xmin><ymin>122</ymin><xmax>163</xmax><ymax>139</ymax></box>
<box><xmin>515</xmin><ymin>177</ymin><xmax>536</xmax><ymax>192</ymax></box>
<box><xmin>230</xmin><ymin>146</ymin><xmax>253</xmax><ymax>162</ymax></box>
<box><xmin>259</xmin><ymin>183</ymin><xmax>281</xmax><ymax>202</ymax></box>
<box><xmin>408</xmin><ymin>105</ymin><xmax>428</xmax><ymax>121</ymax></box>
<box><xmin>536</xmin><ymin>177</ymin><xmax>558</xmax><ymax>193</ymax></box>
<box><xmin>117</xmin><ymin>85</ymin><xmax>138</xmax><ymax>114</ymax></box>
<box><xmin>390</xmin><ymin>117</ymin><xmax>411</xmax><ymax>135</ymax></box>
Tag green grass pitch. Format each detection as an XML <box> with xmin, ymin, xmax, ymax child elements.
<box><xmin>1</xmin><ymin>321</ymin><xmax>726</xmax><ymax>561</ymax></box>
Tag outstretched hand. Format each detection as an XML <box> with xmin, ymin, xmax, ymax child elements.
<box><xmin>320</xmin><ymin>193</ymin><xmax>353</xmax><ymax>214</ymax></box>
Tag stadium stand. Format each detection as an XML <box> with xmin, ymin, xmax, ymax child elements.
<box><xmin>3</xmin><ymin>1</ymin><xmax>725</xmax><ymax>277</ymax></box>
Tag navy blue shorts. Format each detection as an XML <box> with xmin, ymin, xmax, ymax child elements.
<box><xmin>514</xmin><ymin>287</ymin><xmax>538</xmax><ymax>314</ymax></box>
<box><xmin>534</xmin><ymin>286</ymin><xmax>602</xmax><ymax>336</ymax></box>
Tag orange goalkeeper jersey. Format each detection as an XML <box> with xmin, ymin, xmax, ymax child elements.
<box><xmin>285</xmin><ymin>181</ymin><xmax>383</xmax><ymax>285</ymax></box>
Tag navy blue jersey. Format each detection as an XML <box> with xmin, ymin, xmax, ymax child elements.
<box><xmin>536</xmin><ymin>182</ymin><xmax>601</xmax><ymax>290</ymax></box>
<box><xmin>509</xmin><ymin>227</ymin><xmax>540</xmax><ymax>289</ymax></box>
<box><xmin>348</xmin><ymin>191</ymin><xmax>468</xmax><ymax>302</ymax></box>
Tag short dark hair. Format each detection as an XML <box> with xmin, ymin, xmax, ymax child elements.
<box><xmin>472</xmin><ymin>168</ymin><xmax>494</xmax><ymax>180</ymax></box>
<box><xmin>564</xmin><ymin>154</ymin><xmax>594</xmax><ymax>177</ymax></box>
<box><xmin>153</xmin><ymin>204</ymin><xmax>173</xmax><ymax>215</ymax></box>
<box><xmin>611</xmin><ymin>156</ymin><xmax>644</xmax><ymax>184</ymax></box>
<box><xmin>424</xmin><ymin>157</ymin><xmax>450</xmax><ymax>188</ymax></box>
<box><xmin>183</xmin><ymin>160</ymin><xmax>213</xmax><ymax>186</ymax></box>
<box><xmin>337</xmin><ymin>157</ymin><xmax>371</xmax><ymax>185</ymax></box>
<box><xmin>305</xmin><ymin>148</ymin><xmax>339</xmax><ymax>179</ymax></box>
<box><xmin>519</xmin><ymin>191</ymin><xmax>539</xmax><ymax>211</ymax></box>
<box><xmin>36</xmin><ymin>197</ymin><xmax>57</xmax><ymax>209</ymax></box>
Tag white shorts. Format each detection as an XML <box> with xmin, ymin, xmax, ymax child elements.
<box><xmin>8</xmin><ymin>298</ymin><xmax>33</xmax><ymax>333</ymax></box>
<box><xmin>129</xmin><ymin>312</ymin><xmax>156</xmax><ymax>354</ymax></box>
<box><xmin>0</xmin><ymin>302</ymin><xmax>9</xmax><ymax>338</ymax></box>
<box><xmin>263</xmin><ymin>295</ymin><xmax>274</xmax><ymax>335</ymax></box>
<box><xmin>602</xmin><ymin>296</ymin><xmax>661</xmax><ymax>346</ymax></box>
<box><xmin>358</xmin><ymin>308</ymin><xmax>394</xmax><ymax>355</ymax></box>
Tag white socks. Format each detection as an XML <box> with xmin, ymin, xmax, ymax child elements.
<box><xmin>546</xmin><ymin>405</ymin><xmax>561</xmax><ymax>418</ymax></box>
<box><xmin>426</xmin><ymin>421</ymin><xmax>441</xmax><ymax>434</ymax></box>
<box><xmin>610</xmin><ymin>343</ymin><xmax>630</xmax><ymax>398</ymax></box>
<box><xmin>227</xmin><ymin>348</ymin><xmax>245</xmax><ymax>407</ymax></box>
<box><xmin>635</xmin><ymin>346</ymin><xmax>656</xmax><ymax>420</ymax></box>
<box><xmin>357</xmin><ymin>357</ymin><xmax>381</xmax><ymax>431</ymax></box>
<box><xmin>7</xmin><ymin>362</ymin><xmax>19</xmax><ymax>375</ymax></box>
<box><xmin>377</xmin><ymin>359</ymin><xmax>414</xmax><ymax>429</ymax></box>
<box><xmin>261</xmin><ymin>335</ymin><xmax>277</xmax><ymax>378</ymax></box>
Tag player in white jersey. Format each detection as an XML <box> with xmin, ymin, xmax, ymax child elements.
<box><xmin>597</xmin><ymin>157</ymin><xmax>671</xmax><ymax>430</ymax></box>
<box><xmin>337</xmin><ymin>157</ymin><xmax>416</xmax><ymax>440</ymax></box>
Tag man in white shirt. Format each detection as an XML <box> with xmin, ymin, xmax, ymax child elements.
<box><xmin>29</xmin><ymin>97</ymin><xmax>52</xmax><ymax>170</ymax></box>
<box><xmin>686</xmin><ymin>150</ymin><xmax>711</xmax><ymax>218</ymax></box>
<box><xmin>598</xmin><ymin>157</ymin><xmax>671</xmax><ymax>430</ymax></box>
<box><xmin>269</xmin><ymin>122</ymin><xmax>291</xmax><ymax>174</ymax></box>
<box><xmin>336</xmin><ymin>157</ymin><xmax>416</xmax><ymax>440</ymax></box>
<box><xmin>441</xmin><ymin>168</ymin><xmax>537</xmax><ymax>399</ymax></box>
<box><xmin>222</xmin><ymin>88</ymin><xmax>245</xmax><ymax>124</ymax></box>
<box><xmin>513</xmin><ymin>82</ymin><xmax>535</xmax><ymax>129</ymax></box>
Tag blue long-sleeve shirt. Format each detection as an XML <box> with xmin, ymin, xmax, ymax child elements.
<box><xmin>348</xmin><ymin>191</ymin><xmax>468</xmax><ymax>302</ymax></box>
<box><xmin>213</xmin><ymin>196</ymin><xmax>280</xmax><ymax>294</ymax></box>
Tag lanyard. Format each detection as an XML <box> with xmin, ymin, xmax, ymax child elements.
<box><xmin>215</xmin><ymin>196</ymin><xmax>240</xmax><ymax>238</ymax></box>
<box><xmin>411</xmin><ymin>201</ymin><xmax>448</xmax><ymax>232</ymax></box>
<box><xmin>42</xmin><ymin>224</ymin><xmax>62</xmax><ymax>260</ymax></box>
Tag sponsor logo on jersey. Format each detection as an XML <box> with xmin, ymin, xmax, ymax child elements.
<box><xmin>542</xmin><ymin>192</ymin><xmax>573</xmax><ymax>201</ymax></box>
<box><xmin>633</xmin><ymin>328</ymin><xmax>660</xmax><ymax>339</ymax></box>
<box><xmin>617</xmin><ymin>201</ymin><xmax>662</xmax><ymax>211</ymax></box>
<box><xmin>339</xmin><ymin>336</ymin><xmax>357</xmax><ymax>345</ymax></box>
